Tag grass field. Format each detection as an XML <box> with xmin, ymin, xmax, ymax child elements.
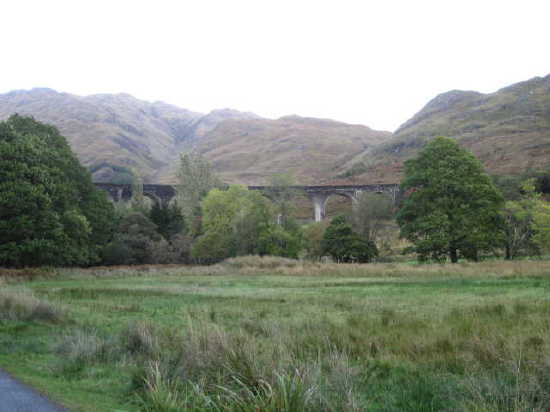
<box><xmin>2</xmin><ymin>257</ymin><xmax>550</xmax><ymax>411</ymax></box>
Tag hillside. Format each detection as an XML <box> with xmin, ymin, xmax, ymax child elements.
<box><xmin>159</xmin><ymin>115</ymin><xmax>390</xmax><ymax>184</ymax></box>
<box><xmin>340</xmin><ymin>74</ymin><xmax>550</xmax><ymax>183</ymax></box>
<box><xmin>0</xmin><ymin>89</ymin><xmax>390</xmax><ymax>184</ymax></box>
<box><xmin>0</xmin><ymin>89</ymin><xmax>257</xmax><ymax>183</ymax></box>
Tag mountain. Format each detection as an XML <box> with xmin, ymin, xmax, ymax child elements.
<box><xmin>0</xmin><ymin>89</ymin><xmax>258</xmax><ymax>183</ymax></box>
<box><xmin>0</xmin><ymin>88</ymin><xmax>390</xmax><ymax>185</ymax></box>
<box><xmin>159</xmin><ymin>115</ymin><xmax>390</xmax><ymax>184</ymax></box>
<box><xmin>339</xmin><ymin>74</ymin><xmax>550</xmax><ymax>183</ymax></box>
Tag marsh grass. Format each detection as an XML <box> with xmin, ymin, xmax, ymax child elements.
<box><xmin>3</xmin><ymin>259</ymin><xmax>550</xmax><ymax>411</ymax></box>
<box><xmin>0</xmin><ymin>289</ymin><xmax>64</xmax><ymax>323</ymax></box>
<box><xmin>45</xmin><ymin>257</ymin><xmax>550</xmax><ymax>282</ymax></box>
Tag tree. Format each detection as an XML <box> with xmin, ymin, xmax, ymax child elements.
<box><xmin>500</xmin><ymin>179</ymin><xmax>540</xmax><ymax>259</ymax></box>
<box><xmin>321</xmin><ymin>215</ymin><xmax>378</xmax><ymax>263</ymax></box>
<box><xmin>532</xmin><ymin>201</ymin><xmax>550</xmax><ymax>253</ymax></box>
<box><xmin>176</xmin><ymin>152</ymin><xmax>221</xmax><ymax>222</ymax></box>
<box><xmin>130</xmin><ymin>171</ymin><xmax>148</xmax><ymax>212</ymax></box>
<box><xmin>353</xmin><ymin>192</ymin><xmax>394</xmax><ymax>244</ymax></box>
<box><xmin>192</xmin><ymin>185</ymin><xmax>302</xmax><ymax>263</ymax></box>
<box><xmin>396</xmin><ymin>136</ymin><xmax>503</xmax><ymax>263</ymax></box>
<box><xmin>258</xmin><ymin>225</ymin><xmax>303</xmax><ymax>259</ymax></box>
<box><xmin>149</xmin><ymin>203</ymin><xmax>186</xmax><ymax>240</ymax></box>
<box><xmin>303</xmin><ymin>221</ymin><xmax>329</xmax><ymax>260</ymax></box>
<box><xmin>0</xmin><ymin>115</ymin><xmax>115</xmax><ymax>267</ymax></box>
<box><xmin>192</xmin><ymin>186</ymin><xmax>271</xmax><ymax>262</ymax></box>
<box><xmin>266</xmin><ymin>173</ymin><xmax>298</xmax><ymax>227</ymax></box>
<box><xmin>102</xmin><ymin>212</ymin><xmax>162</xmax><ymax>265</ymax></box>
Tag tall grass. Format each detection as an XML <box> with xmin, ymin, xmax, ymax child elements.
<box><xmin>0</xmin><ymin>289</ymin><xmax>63</xmax><ymax>322</ymax></box>
<box><xmin>51</xmin><ymin>256</ymin><xmax>550</xmax><ymax>280</ymax></box>
<box><xmin>51</xmin><ymin>306</ymin><xmax>550</xmax><ymax>411</ymax></box>
<box><xmin>5</xmin><ymin>259</ymin><xmax>550</xmax><ymax>411</ymax></box>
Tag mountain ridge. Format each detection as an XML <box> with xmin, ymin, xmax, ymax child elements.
<box><xmin>0</xmin><ymin>88</ymin><xmax>391</xmax><ymax>185</ymax></box>
<box><xmin>338</xmin><ymin>74</ymin><xmax>550</xmax><ymax>183</ymax></box>
<box><xmin>2</xmin><ymin>73</ymin><xmax>549</xmax><ymax>187</ymax></box>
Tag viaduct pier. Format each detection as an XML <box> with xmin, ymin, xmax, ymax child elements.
<box><xmin>94</xmin><ymin>183</ymin><xmax>400</xmax><ymax>222</ymax></box>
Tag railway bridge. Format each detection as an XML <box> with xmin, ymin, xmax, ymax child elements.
<box><xmin>94</xmin><ymin>183</ymin><xmax>400</xmax><ymax>222</ymax></box>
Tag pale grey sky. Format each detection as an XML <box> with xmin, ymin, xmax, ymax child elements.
<box><xmin>1</xmin><ymin>0</ymin><xmax>548</xmax><ymax>131</ymax></box>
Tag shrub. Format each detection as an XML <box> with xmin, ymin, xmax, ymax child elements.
<box><xmin>223</xmin><ymin>255</ymin><xmax>300</xmax><ymax>270</ymax></box>
<box><xmin>0</xmin><ymin>289</ymin><xmax>63</xmax><ymax>323</ymax></box>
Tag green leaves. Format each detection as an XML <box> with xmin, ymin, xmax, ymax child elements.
<box><xmin>0</xmin><ymin>115</ymin><xmax>115</xmax><ymax>267</ymax></box>
<box><xmin>397</xmin><ymin>136</ymin><xmax>503</xmax><ymax>262</ymax></box>
<box><xmin>192</xmin><ymin>185</ymin><xmax>303</xmax><ymax>263</ymax></box>
<box><xmin>321</xmin><ymin>215</ymin><xmax>378</xmax><ymax>263</ymax></box>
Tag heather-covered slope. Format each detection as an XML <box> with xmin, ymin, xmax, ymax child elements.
<box><xmin>0</xmin><ymin>89</ymin><xmax>256</xmax><ymax>183</ymax></box>
<box><xmin>0</xmin><ymin>88</ymin><xmax>390</xmax><ymax>185</ymax></box>
<box><xmin>341</xmin><ymin>74</ymin><xmax>550</xmax><ymax>183</ymax></box>
<box><xmin>164</xmin><ymin>115</ymin><xmax>391</xmax><ymax>185</ymax></box>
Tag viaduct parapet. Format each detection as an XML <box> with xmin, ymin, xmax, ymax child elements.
<box><xmin>94</xmin><ymin>183</ymin><xmax>400</xmax><ymax>222</ymax></box>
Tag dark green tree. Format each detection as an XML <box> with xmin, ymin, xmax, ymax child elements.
<box><xmin>396</xmin><ymin>136</ymin><xmax>503</xmax><ymax>263</ymax></box>
<box><xmin>149</xmin><ymin>202</ymin><xmax>186</xmax><ymax>240</ymax></box>
<box><xmin>321</xmin><ymin>215</ymin><xmax>378</xmax><ymax>263</ymax></box>
<box><xmin>0</xmin><ymin>115</ymin><xmax>115</xmax><ymax>267</ymax></box>
<box><xmin>102</xmin><ymin>212</ymin><xmax>162</xmax><ymax>265</ymax></box>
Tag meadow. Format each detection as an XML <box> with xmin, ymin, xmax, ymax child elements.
<box><xmin>1</xmin><ymin>257</ymin><xmax>550</xmax><ymax>411</ymax></box>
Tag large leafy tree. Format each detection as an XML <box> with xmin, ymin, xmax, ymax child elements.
<box><xmin>396</xmin><ymin>136</ymin><xmax>503</xmax><ymax>263</ymax></box>
<box><xmin>0</xmin><ymin>115</ymin><xmax>115</xmax><ymax>267</ymax></box>
<box><xmin>192</xmin><ymin>186</ymin><xmax>271</xmax><ymax>262</ymax></box>
<box><xmin>321</xmin><ymin>215</ymin><xmax>378</xmax><ymax>263</ymax></box>
<box><xmin>192</xmin><ymin>185</ymin><xmax>302</xmax><ymax>263</ymax></box>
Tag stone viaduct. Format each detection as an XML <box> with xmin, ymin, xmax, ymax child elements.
<box><xmin>94</xmin><ymin>183</ymin><xmax>400</xmax><ymax>222</ymax></box>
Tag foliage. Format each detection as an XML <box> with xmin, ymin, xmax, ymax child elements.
<box><xmin>176</xmin><ymin>152</ymin><xmax>221</xmax><ymax>222</ymax></box>
<box><xmin>7</xmin><ymin>262</ymin><xmax>550</xmax><ymax>411</ymax></box>
<box><xmin>500</xmin><ymin>179</ymin><xmax>541</xmax><ymax>259</ymax></box>
<box><xmin>102</xmin><ymin>212</ymin><xmax>162</xmax><ymax>265</ymax></box>
<box><xmin>266</xmin><ymin>173</ymin><xmax>299</xmax><ymax>227</ymax></box>
<box><xmin>302</xmin><ymin>221</ymin><xmax>329</xmax><ymax>260</ymax></box>
<box><xmin>0</xmin><ymin>115</ymin><xmax>115</xmax><ymax>267</ymax></box>
<box><xmin>397</xmin><ymin>136</ymin><xmax>503</xmax><ymax>263</ymax></box>
<box><xmin>492</xmin><ymin>169</ymin><xmax>550</xmax><ymax>201</ymax></box>
<box><xmin>258</xmin><ymin>225</ymin><xmax>302</xmax><ymax>259</ymax></box>
<box><xmin>532</xmin><ymin>199</ymin><xmax>550</xmax><ymax>253</ymax></box>
<box><xmin>89</xmin><ymin>162</ymin><xmax>135</xmax><ymax>184</ymax></box>
<box><xmin>130</xmin><ymin>172</ymin><xmax>148</xmax><ymax>213</ymax></box>
<box><xmin>353</xmin><ymin>192</ymin><xmax>394</xmax><ymax>244</ymax></box>
<box><xmin>192</xmin><ymin>185</ymin><xmax>302</xmax><ymax>263</ymax></box>
<box><xmin>149</xmin><ymin>203</ymin><xmax>186</xmax><ymax>240</ymax></box>
<box><xmin>192</xmin><ymin>186</ymin><xmax>269</xmax><ymax>262</ymax></box>
<box><xmin>321</xmin><ymin>215</ymin><xmax>378</xmax><ymax>263</ymax></box>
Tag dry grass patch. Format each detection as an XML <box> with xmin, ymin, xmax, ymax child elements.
<box><xmin>0</xmin><ymin>289</ymin><xmax>64</xmax><ymax>323</ymax></box>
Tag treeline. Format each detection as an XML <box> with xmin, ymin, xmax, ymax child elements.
<box><xmin>1</xmin><ymin>116</ymin><xmax>550</xmax><ymax>267</ymax></box>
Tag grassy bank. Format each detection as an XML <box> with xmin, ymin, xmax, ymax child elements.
<box><xmin>1</xmin><ymin>258</ymin><xmax>550</xmax><ymax>411</ymax></box>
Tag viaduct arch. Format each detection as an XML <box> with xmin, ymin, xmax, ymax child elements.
<box><xmin>94</xmin><ymin>183</ymin><xmax>400</xmax><ymax>222</ymax></box>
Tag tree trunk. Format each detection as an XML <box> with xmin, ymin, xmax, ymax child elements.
<box><xmin>505</xmin><ymin>244</ymin><xmax>511</xmax><ymax>260</ymax></box>
<box><xmin>450</xmin><ymin>248</ymin><xmax>458</xmax><ymax>263</ymax></box>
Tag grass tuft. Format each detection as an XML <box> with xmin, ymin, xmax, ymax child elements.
<box><xmin>0</xmin><ymin>289</ymin><xmax>63</xmax><ymax>323</ymax></box>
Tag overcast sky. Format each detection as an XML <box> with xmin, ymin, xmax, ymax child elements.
<box><xmin>1</xmin><ymin>0</ymin><xmax>548</xmax><ymax>131</ymax></box>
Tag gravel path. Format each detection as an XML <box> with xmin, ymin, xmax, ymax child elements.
<box><xmin>0</xmin><ymin>369</ymin><xmax>68</xmax><ymax>412</ymax></box>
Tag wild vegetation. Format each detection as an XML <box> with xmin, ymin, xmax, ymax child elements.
<box><xmin>2</xmin><ymin>113</ymin><xmax>550</xmax><ymax>410</ymax></box>
<box><xmin>3</xmin><ymin>116</ymin><xmax>550</xmax><ymax>267</ymax></box>
<box><xmin>0</xmin><ymin>115</ymin><xmax>115</xmax><ymax>267</ymax></box>
<box><xmin>2</xmin><ymin>259</ymin><xmax>550</xmax><ymax>411</ymax></box>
